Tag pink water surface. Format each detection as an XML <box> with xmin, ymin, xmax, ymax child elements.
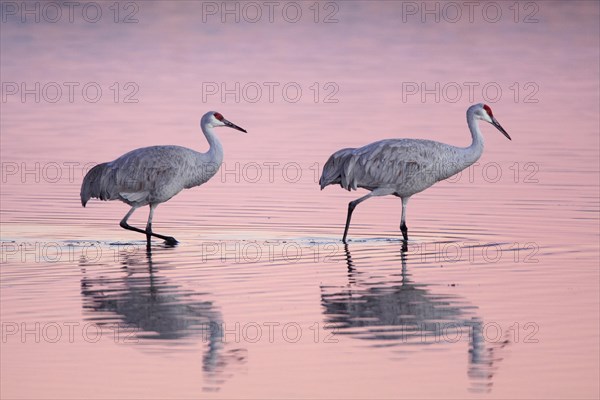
<box><xmin>1</xmin><ymin>1</ymin><xmax>599</xmax><ymax>399</ymax></box>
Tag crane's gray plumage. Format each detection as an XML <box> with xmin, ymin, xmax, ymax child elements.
<box><xmin>319</xmin><ymin>103</ymin><xmax>511</xmax><ymax>242</ymax></box>
<box><xmin>81</xmin><ymin>146</ymin><xmax>220</xmax><ymax>207</ymax></box>
<box><xmin>319</xmin><ymin>139</ymin><xmax>470</xmax><ymax>195</ymax></box>
<box><xmin>81</xmin><ymin>111</ymin><xmax>247</xmax><ymax>248</ymax></box>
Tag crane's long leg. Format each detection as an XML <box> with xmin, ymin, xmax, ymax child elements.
<box><xmin>145</xmin><ymin>205</ymin><xmax>154</xmax><ymax>249</ymax></box>
<box><xmin>119</xmin><ymin>206</ymin><xmax>179</xmax><ymax>247</ymax></box>
<box><xmin>400</xmin><ymin>197</ymin><xmax>409</xmax><ymax>241</ymax></box>
<box><xmin>342</xmin><ymin>193</ymin><xmax>374</xmax><ymax>243</ymax></box>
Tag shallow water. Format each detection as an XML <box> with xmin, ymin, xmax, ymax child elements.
<box><xmin>1</xmin><ymin>1</ymin><xmax>599</xmax><ymax>399</ymax></box>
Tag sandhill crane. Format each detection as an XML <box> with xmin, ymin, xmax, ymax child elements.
<box><xmin>81</xmin><ymin>111</ymin><xmax>247</xmax><ymax>248</ymax></box>
<box><xmin>319</xmin><ymin>103</ymin><xmax>511</xmax><ymax>242</ymax></box>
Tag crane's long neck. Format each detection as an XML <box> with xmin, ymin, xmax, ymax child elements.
<box><xmin>463</xmin><ymin>108</ymin><xmax>485</xmax><ymax>165</ymax></box>
<box><xmin>184</xmin><ymin>122</ymin><xmax>224</xmax><ymax>189</ymax></box>
<box><xmin>441</xmin><ymin>109</ymin><xmax>485</xmax><ymax>179</ymax></box>
<box><xmin>201</xmin><ymin>123</ymin><xmax>224</xmax><ymax>167</ymax></box>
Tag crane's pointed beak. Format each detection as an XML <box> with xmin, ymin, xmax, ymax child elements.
<box><xmin>223</xmin><ymin>118</ymin><xmax>247</xmax><ymax>133</ymax></box>
<box><xmin>492</xmin><ymin>117</ymin><xmax>511</xmax><ymax>140</ymax></box>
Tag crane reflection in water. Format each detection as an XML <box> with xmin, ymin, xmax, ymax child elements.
<box><xmin>78</xmin><ymin>246</ymin><xmax>246</xmax><ymax>391</ymax></box>
<box><xmin>320</xmin><ymin>242</ymin><xmax>509</xmax><ymax>393</ymax></box>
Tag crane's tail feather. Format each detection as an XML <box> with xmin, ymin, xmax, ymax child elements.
<box><xmin>319</xmin><ymin>148</ymin><xmax>356</xmax><ymax>190</ymax></box>
<box><xmin>80</xmin><ymin>163</ymin><xmax>118</xmax><ymax>207</ymax></box>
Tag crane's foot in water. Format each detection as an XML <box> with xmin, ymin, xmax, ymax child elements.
<box><xmin>163</xmin><ymin>236</ymin><xmax>179</xmax><ymax>246</ymax></box>
<box><xmin>401</xmin><ymin>240</ymin><xmax>408</xmax><ymax>252</ymax></box>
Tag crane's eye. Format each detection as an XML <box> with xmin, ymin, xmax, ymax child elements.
<box><xmin>213</xmin><ymin>112</ymin><xmax>224</xmax><ymax>121</ymax></box>
<box><xmin>483</xmin><ymin>104</ymin><xmax>493</xmax><ymax>117</ymax></box>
